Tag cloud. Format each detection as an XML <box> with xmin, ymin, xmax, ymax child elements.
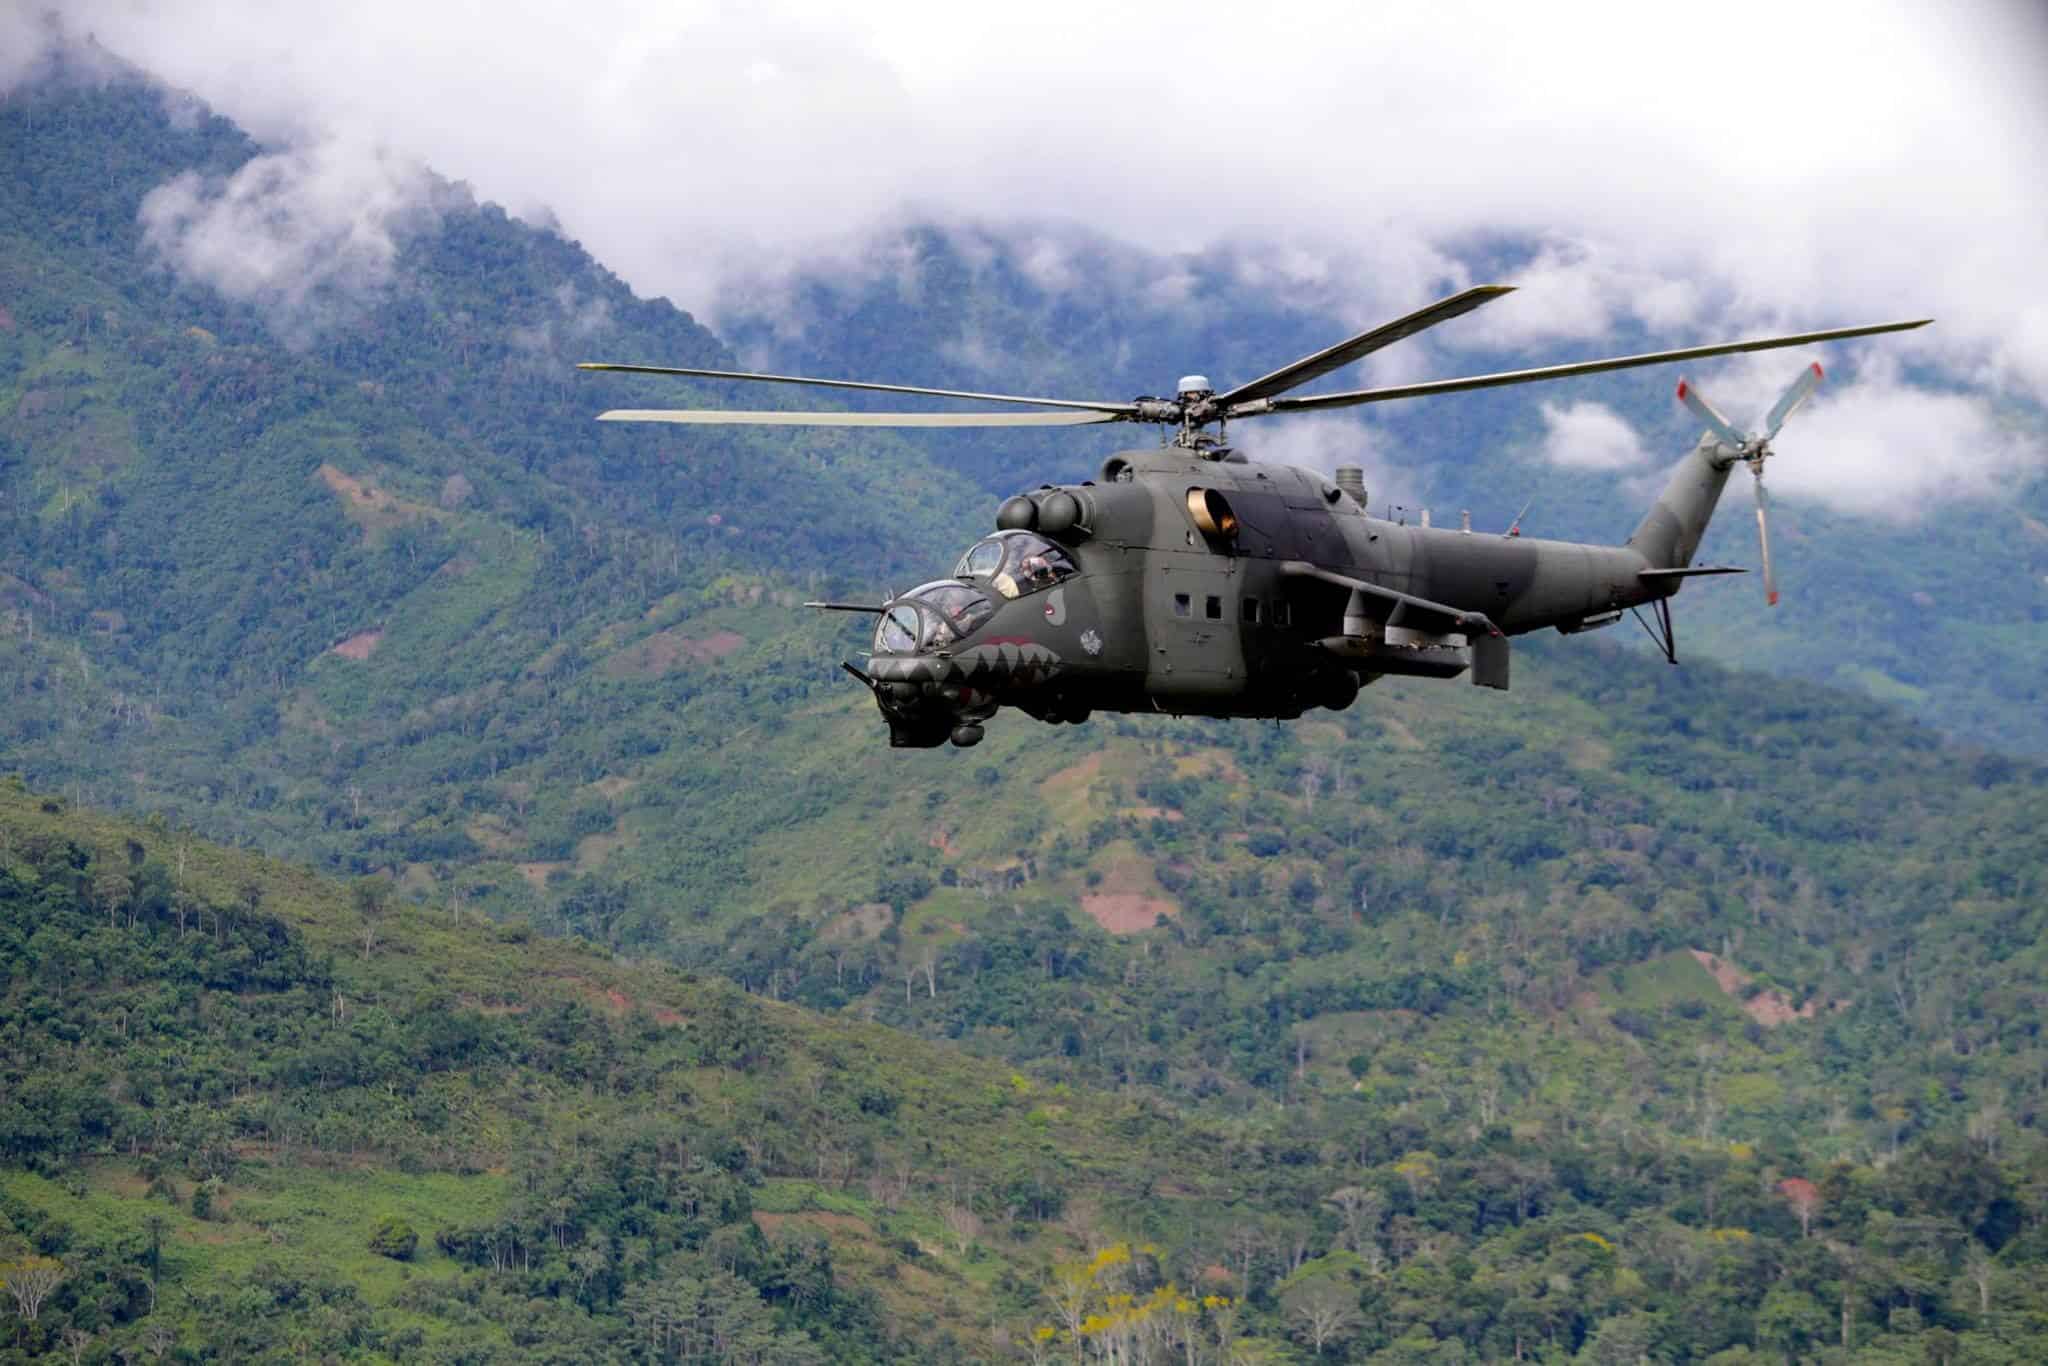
<box><xmin>21</xmin><ymin>1</ymin><xmax>2047</xmax><ymax>411</ymax></box>
<box><xmin>1456</xmin><ymin>242</ymin><xmax>1708</xmax><ymax>349</ymax></box>
<box><xmin>138</xmin><ymin>138</ymin><xmax>444</xmax><ymax>345</ymax></box>
<box><xmin>0</xmin><ymin>9</ymin><xmax>92</xmax><ymax>94</ymax></box>
<box><xmin>1761</xmin><ymin>378</ymin><xmax>2045</xmax><ymax>521</ymax></box>
<box><xmin>1234</xmin><ymin>414</ymin><xmax>1428</xmax><ymax>514</ymax></box>
<box><xmin>1539</xmin><ymin>401</ymin><xmax>1651</xmax><ymax>471</ymax></box>
<box><xmin>507</xmin><ymin>283</ymin><xmax>616</xmax><ymax>364</ymax></box>
<box><xmin>1662</xmin><ymin>351</ymin><xmax>2046</xmax><ymax>519</ymax></box>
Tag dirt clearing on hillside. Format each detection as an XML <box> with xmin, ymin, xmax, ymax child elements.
<box><xmin>331</xmin><ymin>629</ymin><xmax>383</xmax><ymax>660</ymax></box>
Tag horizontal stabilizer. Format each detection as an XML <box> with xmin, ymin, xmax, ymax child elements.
<box><xmin>1637</xmin><ymin>565</ymin><xmax>1747</xmax><ymax>579</ymax></box>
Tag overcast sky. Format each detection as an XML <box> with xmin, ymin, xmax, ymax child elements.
<box><xmin>6</xmin><ymin>0</ymin><xmax>2045</xmax><ymax>510</ymax></box>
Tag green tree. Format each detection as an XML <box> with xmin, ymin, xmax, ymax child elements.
<box><xmin>352</xmin><ymin>875</ymin><xmax>394</xmax><ymax>956</ymax></box>
<box><xmin>1282</xmin><ymin>1274</ymin><xmax>1363</xmax><ymax>1357</ymax></box>
<box><xmin>368</xmin><ymin>1215</ymin><xmax>419</xmax><ymax>1260</ymax></box>
<box><xmin>1755</xmin><ymin>1286</ymin><xmax>1830</xmax><ymax>1362</ymax></box>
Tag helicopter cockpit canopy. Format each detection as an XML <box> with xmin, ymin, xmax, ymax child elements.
<box><xmin>872</xmin><ymin>579</ymin><xmax>995</xmax><ymax>654</ymax></box>
<box><xmin>953</xmin><ymin>530</ymin><xmax>1077</xmax><ymax>600</ymax></box>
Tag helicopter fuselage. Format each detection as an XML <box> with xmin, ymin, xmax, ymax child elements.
<box><xmin>860</xmin><ymin>437</ymin><xmax>1735</xmax><ymax>747</ymax></box>
<box><xmin>584</xmin><ymin>284</ymin><xmax>1920</xmax><ymax>749</ymax></box>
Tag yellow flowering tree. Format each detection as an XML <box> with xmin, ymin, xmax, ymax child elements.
<box><xmin>0</xmin><ymin>1255</ymin><xmax>68</xmax><ymax>1325</ymax></box>
<box><xmin>1033</xmin><ymin>1243</ymin><xmax>1260</xmax><ymax>1364</ymax></box>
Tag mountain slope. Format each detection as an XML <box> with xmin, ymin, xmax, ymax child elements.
<box><xmin>1</xmin><ymin>69</ymin><xmax>988</xmax><ymax>859</ymax></box>
<box><xmin>7</xmin><ymin>778</ymin><xmax>2048</xmax><ymax>1362</ymax></box>
<box><xmin>5</xmin><ymin>56</ymin><xmax>2048</xmax><ymax>1364</ymax></box>
<box><xmin>0</xmin><ymin>781</ymin><xmax>1276</xmax><ymax>1360</ymax></box>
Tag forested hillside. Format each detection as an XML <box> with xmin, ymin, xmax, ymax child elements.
<box><xmin>5</xmin><ymin>777</ymin><xmax>2048</xmax><ymax>1362</ymax></box>
<box><xmin>0</xmin><ymin>67</ymin><xmax>981</xmax><ymax>869</ymax></box>
<box><xmin>0</xmin><ymin>782</ymin><xmax>1247</xmax><ymax>1361</ymax></box>
<box><xmin>5</xmin><ymin>54</ymin><xmax>2048</xmax><ymax>1364</ymax></box>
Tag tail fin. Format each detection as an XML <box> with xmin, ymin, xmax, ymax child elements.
<box><xmin>1625</xmin><ymin>436</ymin><xmax>1738</xmax><ymax>569</ymax></box>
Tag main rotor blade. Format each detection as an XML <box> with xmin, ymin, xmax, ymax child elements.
<box><xmin>579</xmin><ymin>362</ymin><xmax>1136</xmax><ymax>415</ymax></box>
<box><xmin>1232</xmin><ymin>318</ymin><xmax>1931</xmax><ymax>416</ymax></box>
<box><xmin>1215</xmin><ymin>284</ymin><xmax>1515</xmax><ymax>408</ymax></box>
<box><xmin>596</xmin><ymin>408</ymin><xmax>1120</xmax><ymax>427</ymax></box>
<box><xmin>1676</xmin><ymin>378</ymin><xmax>1749</xmax><ymax>448</ymax></box>
<box><xmin>1762</xmin><ymin>361</ymin><xmax>1825</xmax><ymax>441</ymax></box>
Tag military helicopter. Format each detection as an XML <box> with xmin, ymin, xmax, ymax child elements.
<box><xmin>581</xmin><ymin>287</ymin><xmax>1928</xmax><ymax>747</ymax></box>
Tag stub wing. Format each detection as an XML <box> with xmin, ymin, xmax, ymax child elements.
<box><xmin>1279</xmin><ymin>562</ymin><xmax>1502</xmax><ymax>638</ymax></box>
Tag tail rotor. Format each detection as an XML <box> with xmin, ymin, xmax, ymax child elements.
<box><xmin>1674</xmin><ymin>362</ymin><xmax>1823</xmax><ymax>608</ymax></box>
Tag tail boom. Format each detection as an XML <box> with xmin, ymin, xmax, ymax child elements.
<box><xmin>1626</xmin><ymin>437</ymin><xmax>1740</xmax><ymax>571</ymax></box>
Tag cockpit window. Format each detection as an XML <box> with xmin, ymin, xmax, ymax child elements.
<box><xmin>872</xmin><ymin>582</ymin><xmax>994</xmax><ymax>654</ymax></box>
<box><xmin>907</xmin><ymin>580</ymin><xmax>994</xmax><ymax>647</ymax></box>
<box><xmin>954</xmin><ymin>531</ymin><xmax>1077</xmax><ymax>600</ymax></box>
<box><xmin>957</xmin><ymin>538</ymin><xmax>1005</xmax><ymax>579</ymax></box>
<box><xmin>875</xmin><ymin>605</ymin><xmax>920</xmax><ymax>654</ymax></box>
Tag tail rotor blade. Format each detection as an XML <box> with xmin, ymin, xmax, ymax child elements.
<box><xmin>1762</xmin><ymin>362</ymin><xmax>1825</xmax><ymax>440</ymax></box>
<box><xmin>1752</xmin><ymin>472</ymin><xmax>1780</xmax><ymax>607</ymax></box>
<box><xmin>1675</xmin><ymin>379</ymin><xmax>1749</xmax><ymax>449</ymax></box>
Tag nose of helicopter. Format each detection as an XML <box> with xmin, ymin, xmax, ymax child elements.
<box><xmin>856</xmin><ymin>531</ymin><xmax>1086</xmax><ymax>746</ymax></box>
<box><xmin>859</xmin><ymin>583</ymin><xmax>1000</xmax><ymax>746</ymax></box>
<box><xmin>864</xmin><ymin>662</ymin><xmax>992</xmax><ymax>748</ymax></box>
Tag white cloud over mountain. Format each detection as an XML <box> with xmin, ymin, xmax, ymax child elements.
<box><xmin>137</xmin><ymin>139</ymin><xmax>443</xmax><ymax>346</ymax></box>
<box><xmin>7</xmin><ymin>0</ymin><xmax>2044</xmax><ymax>515</ymax></box>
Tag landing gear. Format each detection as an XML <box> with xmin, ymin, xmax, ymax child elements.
<box><xmin>1631</xmin><ymin>594</ymin><xmax>1679</xmax><ymax>665</ymax></box>
<box><xmin>949</xmin><ymin>723</ymin><xmax>985</xmax><ymax>748</ymax></box>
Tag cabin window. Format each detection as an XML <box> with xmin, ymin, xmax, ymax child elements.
<box><xmin>1172</xmin><ymin>593</ymin><xmax>1191</xmax><ymax>618</ymax></box>
<box><xmin>1242</xmin><ymin>598</ymin><xmax>1261</xmax><ymax>623</ymax></box>
<box><xmin>1205</xmin><ymin>595</ymin><xmax>1223</xmax><ymax>620</ymax></box>
<box><xmin>1271</xmin><ymin>600</ymin><xmax>1291</xmax><ymax>628</ymax></box>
